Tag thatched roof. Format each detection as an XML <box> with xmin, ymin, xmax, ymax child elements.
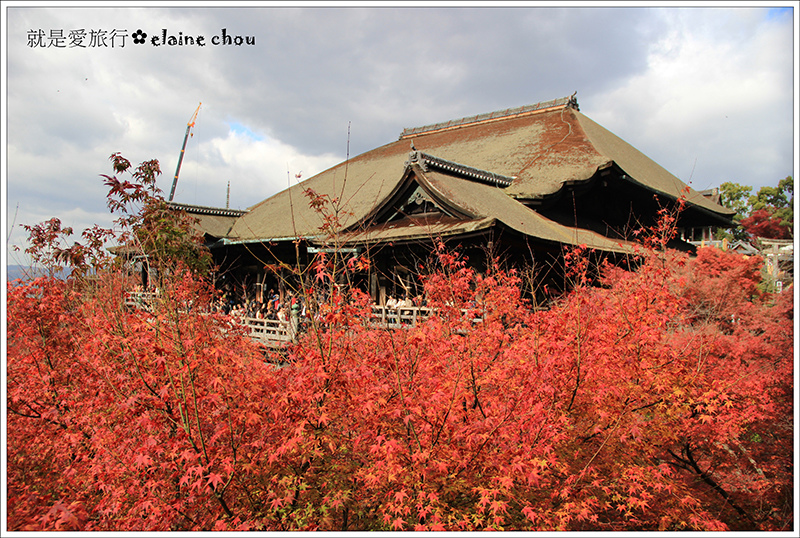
<box><xmin>223</xmin><ymin>95</ymin><xmax>733</xmax><ymax>253</ymax></box>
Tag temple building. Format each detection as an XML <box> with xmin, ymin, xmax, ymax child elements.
<box><xmin>172</xmin><ymin>94</ymin><xmax>734</xmax><ymax>303</ymax></box>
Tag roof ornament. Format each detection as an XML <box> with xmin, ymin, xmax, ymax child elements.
<box><xmin>406</xmin><ymin>147</ymin><xmax>426</xmax><ymax>171</ymax></box>
<box><xmin>567</xmin><ymin>91</ymin><xmax>579</xmax><ymax>111</ymax></box>
<box><xmin>167</xmin><ymin>201</ymin><xmax>247</xmax><ymax>217</ymax></box>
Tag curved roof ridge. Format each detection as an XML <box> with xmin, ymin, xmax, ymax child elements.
<box><xmin>167</xmin><ymin>201</ymin><xmax>248</xmax><ymax>217</ymax></box>
<box><xmin>408</xmin><ymin>150</ymin><xmax>516</xmax><ymax>188</ymax></box>
<box><xmin>399</xmin><ymin>94</ymin><xmax>578</xmax><ymax>139</ymax></box>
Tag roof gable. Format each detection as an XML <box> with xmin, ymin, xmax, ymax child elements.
<box><xmin>349</xmin><ymin>161</ymin><xmax>468</xmax><ymax>230</ymax></box>
<box><xmin>343</xmin><ymin>152</ymin><xmax>635</xmax><ymax>254</ymax></box>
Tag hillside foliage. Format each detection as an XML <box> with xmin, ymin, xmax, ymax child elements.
<box><xmin>5</xmin><ymin>156</ymin><xmax>794</xmax><ymax>531</ymax></box>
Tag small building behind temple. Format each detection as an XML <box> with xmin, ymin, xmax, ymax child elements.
<box><xmin>171</xmin><ymin>94</ymin><xmax>735</xmax><ymax>304</ymax></box>
<box><xmin>680</xmin><ymin>187</ymin><xmax>725</xmax><ymax>243</ymax></box>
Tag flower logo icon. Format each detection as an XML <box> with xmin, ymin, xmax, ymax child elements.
<box><xmin>132</xmin><ymin>30</ymin><xmax>147</xmax><ymax>45</ymax></box>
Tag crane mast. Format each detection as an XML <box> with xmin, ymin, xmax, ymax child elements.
<box><xmin>168</xmin><ymin>102</ymin><xmax>202</xmax><ymax>202</ymax></box>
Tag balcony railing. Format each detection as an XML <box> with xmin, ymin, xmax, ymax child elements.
<box><xmin>242</xmin><ymin>317</ymin><xmax>295</xmax><ymax>348</ymax></box>
<box><xmin>124</xmin><ymin>291</ymin><xmax>484</xmax><ymax>348</ymax></box>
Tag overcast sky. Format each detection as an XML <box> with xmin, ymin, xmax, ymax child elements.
<box><xmin>2</xmin><ymin>2</ymin><xmax>797</xmax><ymax>267</ymax></box>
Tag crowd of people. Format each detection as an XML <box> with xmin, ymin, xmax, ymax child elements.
<box><xmin>128</xmin><ymin>279</ymin><xmax>471</xmax><ymax>344</ymax></box>
<box><xmin>131</xmin><ymin>277</ymin><xmax>435</xmax><ymax>322</ymax></box>
<box><xmin>212</xmin><ymin>283</ymin><xmax>430</xmax><ymax>325</ymax></box>
<box><xmin>214</xmin><ymin>287</ymin><xmax>307</xmax><ymax>324</ymax></box>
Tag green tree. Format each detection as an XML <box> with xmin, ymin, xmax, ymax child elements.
<box><xmin>716</xmin><ymin>182</ymin><xmax>753</xmax><ymax>241</ymax></box>
<box><xmin>716</xmin><ymin>177</ymin><xmax>793</xmax><ymax>241</ymax></box>
<box><xmin>750</xmin><ymin>175</ymin><xmax>793</xmax><ymax>234</ymax></box>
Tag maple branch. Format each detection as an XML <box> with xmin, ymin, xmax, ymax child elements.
<box><xmin>9</xmin><ymin>400</ymin><xmax>97</xmax><ymax>462</ymax></box>
<box><xmin>221</xmin><ymin>396</ymin><xmax>239</xmax><ymax>497</ymax></box>
<box><xmin>125</xmin><ymin>338</ymin><xmax>161</xmax><ymax>399</ymax></box>
<box><xmin>7</xmin><ymin>404</ymin><xmax>45</xmax><ymax>421</ymax></box>
<box><xmin>469</xmin><ymin>362</ymin><xmax>487</xmax><ymax>419</ymax></box>
<box><xmin>456</xmin><ymin>405</ymin><xmax>518</xmax><ymax>480</ymax></box>
<box><xmin>89</xmin><ymin>321</ymin><xmax>138</xmax><ymax>404</ymax></box>
<box><xmin>341</xmin><ymin>504</ymin><xmax>350</xmax><ymax>531</ymax></box>
<box><xmin>214</xmin><ymin>490</ymin><xmax>235</xmax><ymax>520</ymax></box>
<box><xmin>566</xmin><ymin>299</ymin><xmax>584</xmax><ymax>414</ymax></box>
<box><xmin>575</xmin><ymin>400</ymin><xmax>630</xmax><ymax>484</ymax></box>
<box><xmin>630</xmin><ymin>398</ymin><xmax>663</xmax><ymax>413</ymax></box>
<box><xmin>671</xmin><ymin>442</ymin><xmax>758</xmax><ymax>529</ymax></box>
<box><xmin>388</xmin><ymin>330</ymin><xmax>422</xmax><ymax>452</ymax></box>
<box><xmin>156</xmin><ymin>312</ymin><xmax>197</xmax><ymax>448</ymax></box>
<box><xmin>430</xmin><ymin>353</ymin><xmax>464</xmax><ymax>449</ymax></box>
<box><xmin>183</xmin><ymin>357</ymin><xmax>234</xmax><ymax>520</ymax></box>
<box><xmin>665</xmin><ymin>447</ymin><xmax>692</xmax><ymax>472</ymax></box>
<box><xmin>173</xmin><ymin>507</ymin><xmax>199</xmax><ymax>528</ymax></box>
<box><xmin>164</xmin><ymin>355</ymin><xmax>193</xmax><ymax>445</ymax></box>
<box><xmin>176</xmin><ymin>372</ymin><xmax>194</xmax><ymax>442</ymax></box>
<box><xmin>187</xmin><ymin>362</ymin><xmax>210</xmax><ymax>464</ymax></box>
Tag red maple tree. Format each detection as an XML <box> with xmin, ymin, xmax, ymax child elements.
<box><xmin>740</xmin><ymin>208</ymin><xmax>792</xmax><ymax>239</ymax></box>
<box><xmin>5</xmin><ymin>156</ymin><xmax>794</xmax><ymax>531</ymax></box>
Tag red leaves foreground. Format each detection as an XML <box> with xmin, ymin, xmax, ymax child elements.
<box><xmin>6</xmin><ymin>245</ymin><xmax>794</xmax><ymax>531</ymax></box>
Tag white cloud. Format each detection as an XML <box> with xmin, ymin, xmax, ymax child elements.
<box><xmin>165</xmin><ymin>127</ymin><xmax>342</xmax><ymax>210</ymax></box>
<box><xmin>587</xmin><ymin>8</ymin><xmax>794</xmax><ymax>190</ymax></box>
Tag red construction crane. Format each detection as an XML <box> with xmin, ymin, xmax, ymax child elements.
<box><xmin>168</xmin><ymin>102</ymin><xmax>202</xmax><ymax>202</ymax></box>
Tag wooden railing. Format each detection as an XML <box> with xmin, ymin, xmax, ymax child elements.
<box><xmin>124</xmin><ymin>291</ymin><xmax>159</xmax><ymax>311</ymax></box>
<box><xmin>124</xmin><ymin>291</ymin><xmax>483</xmax><ymax>348</ymax></box>
<box><xmin>125</xmin><ymin>291</ymin><xmax>296</xmax><ymax>349</ymax></box>
<box><xmin>368</xmin><ymin>305</ymin><xmax>483</xmax><ymax>329</ymax></box>
<box><xmin>369</xmin><ymin>306</ymin><xmax>431</xmax><ymax>328</ymax></box>
<box><xmin>242</xmin><ymin>317</ymin><xmax>295</xmax><ymax>348</ymax></box>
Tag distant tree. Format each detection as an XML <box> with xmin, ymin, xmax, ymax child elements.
<box><xmin>751</xmin><ymin>176</ymin><xmax>793</xmax><ymax>214</ymax></box>
<box><xmin>740</xmin><ymin>208</ymin><xmax>791</xmax><ymax>240</ymax></box>
<box><xmin>717</xmin><ymin>182</ymin><xmax>753</xmax><ymax>241</ymax></box>
<box><xmin>747</xmin><ymin>176</ymin><xmax>793</xmax><ymax>239</ymax></box>
<box><xmin>720</xmin><ymin>182</ymin><xmax>753</xmax><ymax>217</ymax></box>
<box><xmin>716</xmin><ymin>177</ymin><xmax>793</xmax><ymax>240</ymax></box>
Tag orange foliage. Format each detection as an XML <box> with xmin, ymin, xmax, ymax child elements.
<box><xmin>6</xmin><ymin>241</ymin><xmax>793</xmax><ymax>531</ymax></box>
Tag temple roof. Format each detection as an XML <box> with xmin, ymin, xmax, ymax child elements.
<box><xmin>223</xmin><ymin>95</ymin><xmax>733</xmax><ymax>252</ymax></box>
